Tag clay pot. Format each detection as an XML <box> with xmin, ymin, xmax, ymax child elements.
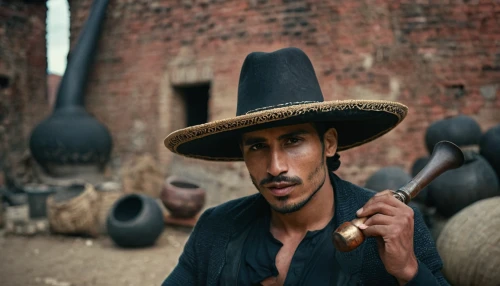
<box><xmin>106</xmin><ymin>193</ymin><xmax>164</xmax><ymax>248</ymax></box>
<box><xmin>161</xmin><ymin>176</ymin><xmax>206</xmax><ymax>219</ymax></box>
<box><xmin>364</xmin><ymin>166</ymin><xmax>411</xmax><ymax>192</ymax></box>
<box><xmin>364</xmin><ymin>166</ymin><xmax>433</xmax><ymax>229</ymax></box>
<box><xmin>480</xmin><ymin>124</ymin><xmax>500</xmax><ymax>179</ymax></box>
<box><xmin>410</xmin><ymin>156</ymin><xmax>431</xmax><ymax>205</ymax></box>
<box><xmin>424</xmin><ymin>115</ymin><xmax>482</xmax><ymax>153</ymax></box>
<box><xmin>427</xmin><ymin>151</ymin><xmax>499</xmax><ymax>218</ymax></box>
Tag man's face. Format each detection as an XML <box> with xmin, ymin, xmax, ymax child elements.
<box><xmin>241</xmin><ymin>123</ymin><xmax>337</xmax><ymax>214</ymax></box>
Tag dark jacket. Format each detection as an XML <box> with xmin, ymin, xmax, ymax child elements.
<box><xmin>162</xmin><ymin>172</ymin><xmax>449</xmax><ymax>286</ymax></box>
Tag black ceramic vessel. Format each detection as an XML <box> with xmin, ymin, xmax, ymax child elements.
<box><xmin>364</xmin><ymin>166</ymin><xmax>411</xmax><ymax>193</ymax></box>
<box><xmin>364</xmin><ymin>166</ymin><xmax>431</xmax><ymax>228</ymax></box>
<box><xmin>427</xmin><ymin>151</ymin><xmax>500</xmax><ymax>217</ymax></box>
<box><xmin>410</xmin><ymin>156</ymin><xmax>431</xmax><ymax>205</ymax></box>
<box><xmin>480</xmin><ymin>124</ymin><xmax>500</xmax><ymax>179</ymax></box>
<box><xmin>424</xmin><ymin>115</ymin><xmax>482</xmax><ymax>153</ymax></box>
<box><xmin>106</xmin><ymin>194</ymin><xmax>164</xmax><ymax>248</ymax></box>
<box><xmin>29</xmin><ymin>0</ymin><xmax>112</xmax><ymax>177</ymax></box>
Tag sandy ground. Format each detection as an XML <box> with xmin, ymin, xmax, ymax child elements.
<box><xmin>0</xmin><ymin>227</ymin><xmax>191</xmax><ymax>286</ymax></box>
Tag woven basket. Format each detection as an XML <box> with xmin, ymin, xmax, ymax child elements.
<box><xmin>47</xmin><ymin>183</ymin><xmax>100</xmax><ymax>237</ymax></box>
<box><xmin>437</xmin><ymin>196</ymin><xmax>500</xmax><ymax>286</ymax></box>
<box><xmin>95</xmin><ymin>183</ymin><xmax>123</xmax><ymax>234</ymax></box>
<box><xmin>121</xmin><ymin>154</ymin><xmax>163</xmax><ymax>198</ymax></box>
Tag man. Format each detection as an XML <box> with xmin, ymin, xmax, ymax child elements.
<box><xmin>162</xmin><ymin>47</ymin><xmax>448</xmax><ymax>285</ymax></box>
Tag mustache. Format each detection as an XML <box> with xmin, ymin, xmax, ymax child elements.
<box><xmin>259</xmin><ymin>174</ymin><xmax>303</xmax><ymax>186</ymax></box>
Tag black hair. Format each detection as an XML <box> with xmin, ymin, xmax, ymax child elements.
<box><xmin>313</xmin><ymin>122</ymin><xmax>341</xmax><ymax>171</ymax></box>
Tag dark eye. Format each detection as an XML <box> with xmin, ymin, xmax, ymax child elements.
<box><xmin>285</xmin><ymin>138</ymin><xmax>300</xmax><ymax>145</ymax></box>
<box><xmin>250</xmin><ymin>143</ymin><xmax>266</xmax><ymax>151</ymax></box>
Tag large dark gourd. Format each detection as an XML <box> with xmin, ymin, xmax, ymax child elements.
<box><xmin>29</xmin><ymin>0</ymin><xmax>112</xmax><ymax>177</ymax></box>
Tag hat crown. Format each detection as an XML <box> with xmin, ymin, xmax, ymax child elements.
<box><xmin>236</xmin><ymin>47</ymin><xmax>324</xmax><ymax>116</ymax></box>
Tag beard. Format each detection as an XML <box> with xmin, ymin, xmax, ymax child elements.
<box><xmin>271</xmin><ymin>172</ymin><xmax>326</xmax><ymax>214</ymax></box>
<box><xmin>250</xmin><ymin>151</ymin><xmax>328</xmax><ymax>214</ymax></box>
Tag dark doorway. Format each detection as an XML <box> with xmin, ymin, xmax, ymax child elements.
<box><xmin>0</xmin><ymin>74</ymin><xmax>9</xmax><ymax>89</ymax></box>
<box><xmin>174</xmin><ymin>83</ymin><xmax>210</xmax><ymax>127</ymax></box>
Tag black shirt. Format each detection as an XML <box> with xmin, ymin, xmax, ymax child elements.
<box><xmin>238</xmin><ymin>208</ymin><xmax>351</xmax><ymax>285</ymax></box>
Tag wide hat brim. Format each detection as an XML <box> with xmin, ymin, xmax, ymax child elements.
<box><xmin>164</xmin><ymin>99</ymin><xmax>408</xmax><ymax>161</ymax></box>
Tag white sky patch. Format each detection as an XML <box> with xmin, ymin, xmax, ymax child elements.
<box><xmin>46</xmin><ymin>0</ymin><xmax>70</xmax><ymax>76</ymax></box>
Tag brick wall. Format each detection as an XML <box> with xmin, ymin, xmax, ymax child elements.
<box><xmin>47</xmin><ymin>73</ymin><xmax>61</xmax><ymax>109</ymax></box>
<box><xmin>0</xmin><ymin>0</ymin><xmax>48</xmax><ymax>185</ymax></box>
<box><xmin>67</xmin><ymin>0</ymin><xmax>500</xmax><ymax>207</ymax></box>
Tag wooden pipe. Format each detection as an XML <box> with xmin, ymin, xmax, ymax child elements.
<box><xmin>332</xmin><ymin>140</ymin><xmax>465</xmax><ymax>252</ymax></box>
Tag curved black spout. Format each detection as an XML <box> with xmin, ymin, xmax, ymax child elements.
<box><xmin>54</xmin><ymin>0</ymin><xmax>109</xmax><ymax>109</ymax></box>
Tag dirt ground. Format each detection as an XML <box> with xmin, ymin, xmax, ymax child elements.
<box><xmin>0</xmin><ymin>226</ymin><xmax>191</xmax><ymax>286</ymax></box>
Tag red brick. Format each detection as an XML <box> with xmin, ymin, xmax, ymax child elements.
<box><xmin>4</xmin><ymin>0</ymin><xmax>499</xmax><ymax>203</ymax></box>
<box><xmin>63</xmin><ymin>0</ymin><xmax>500</xmax><ymax>192</ymax></box>
<box><xmin>0</xmin><ymin>1</ymin><xmax>48</xmax><ymax>174</ymax></box>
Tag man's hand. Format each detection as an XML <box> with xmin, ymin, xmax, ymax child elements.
<box><xmin>356</xmin><ymin>190</ymin><xmax>418</xmax><ymax>285</ymax></box>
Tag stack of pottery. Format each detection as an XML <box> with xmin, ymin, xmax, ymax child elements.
<box><xmin>423</xmin><ymin>116</ymin><xmax>499</xmax><ymax>218</ymax></box>
<box><xmin>410</xmin><ymin>115</ymin><xmax>500</xmax><ymax>241</ymax></box>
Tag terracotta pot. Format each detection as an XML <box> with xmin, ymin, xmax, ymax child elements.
<box><xmin>161</xmin><ymin>176</ymin><xmax>206</xmax><ymax>219</ymax></box>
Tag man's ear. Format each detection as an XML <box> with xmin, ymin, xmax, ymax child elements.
<box><xmin>323</xmin><ymin>128</ymin><xmax>338</xmax><ymax>157</ymax></box>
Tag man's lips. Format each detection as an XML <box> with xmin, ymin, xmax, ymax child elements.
<box><xmin>264</xmin><ymin>182</ymin><xmax>296</xmax><ymax>197</ymax></box>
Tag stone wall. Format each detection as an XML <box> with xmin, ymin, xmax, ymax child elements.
<box><xmin>67</xmin><ymin>0</ymin><xmax>500</xmax><ymax>207</ymax></box>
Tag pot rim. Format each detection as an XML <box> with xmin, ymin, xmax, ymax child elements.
<box><xmin>109</xmin><ymin>193</ymin><xmax>150</xmax><ymax>226</ymax></box>
<box><xmin>165</xmin><ymin>175</ymin><xmax>202</xmax><ymax>190</ymax></box>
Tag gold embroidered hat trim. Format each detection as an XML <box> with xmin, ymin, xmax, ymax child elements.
<box><xmin>164</xmin><ymin>99</ymin><xmax>408</xmax><ymax>161</ymax></box>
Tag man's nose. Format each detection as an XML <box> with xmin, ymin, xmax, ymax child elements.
<box><xmin>267</xmin><ymin>148</ymin><xmax>288</xmax><ymax>177</ymax></box>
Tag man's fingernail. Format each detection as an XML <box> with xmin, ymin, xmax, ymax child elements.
<box><xmin>358</xmin><ymin>224</ymin><xmax>367</xmax><ymax>229</ymax></box>
<box><xmin>356</xmin><ymin>208</ymin><xmax>363</xmax><ymax>215</ymax></box>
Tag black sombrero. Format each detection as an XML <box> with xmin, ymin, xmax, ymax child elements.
<box><xmin>164</xmin><ymin>47</ymin><xmax>408</xmax><ymax>161</ymax></box>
